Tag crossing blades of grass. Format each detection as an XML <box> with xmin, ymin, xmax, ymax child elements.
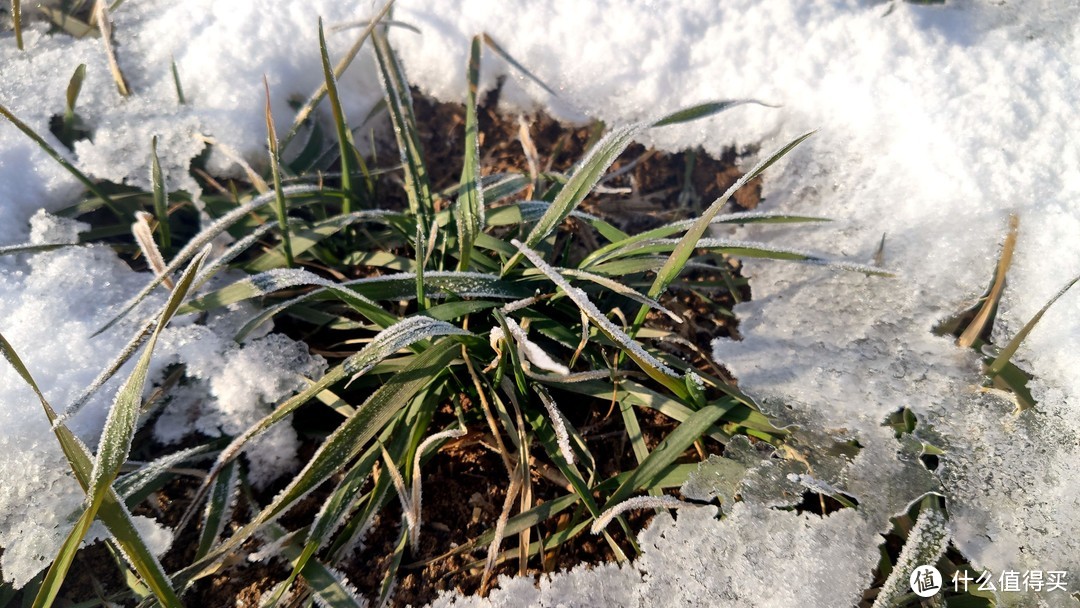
<box><xmin>602</xmin><ymin>403</ymin><xmax>727</xmax><ymax>510</ymax></box>
<box><xmin>502</xmin><ymin>122</ymin><xmax>642</xmax><ymax>273</ymax></box>
<box><xmin>176</xmin><ymin>317</ymin><xmax>468</xmax><ymax>537</ymax></box>
<box><xmin>503</xmin><ymin>101</ymin><xmax>755</xmax><ymax>274</ymax></box>
<box><xmin>96</xmin><ymin>184</ymin><xmax>321</xmax><ymax>335</ymax></box>
<box><xmin>318</xmin><ymin>18</ymin><xmax>362</xmax><ymax>212</ymax></box>
<box><xmin>455</xmin><ymin>35</ymin><xmax>484</xmax><ymax>271</ymax></box>
<box><xmin>280</xmin><ymin>0</ymin><xmax>394</xmax><ymax>150</ymax></box>
<box><xmin>511</xmin><ymin>239</ymin><xmax>687</xmax><ymax>398</ymax></box>
<box><xmin>579</xmin><ymin>211</ymin><xmax>830</xmax><ymax>268</ymax></box>
<box><xmin>986</xmin><ymin>273</ymin><xmax>1080</xmax><ymax>381</ymax></box>
<box><xmin>632</xmin><ymin>131</ymin><xmax>814</xmax><ymax>334</ymax></box>
<box><xmin>175</xmin><ymin>339</ymin><xmax>465</xmax><ymax>586</ymax></box>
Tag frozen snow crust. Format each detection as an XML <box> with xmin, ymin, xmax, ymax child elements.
<box><xmin>1</xmin><ymin>0</ymin><xmax>1078</xmax><ymax>605</ymax></box>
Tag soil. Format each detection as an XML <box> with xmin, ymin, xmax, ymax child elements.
<box><xmin>41</xmin><ymin>88</ymin><xmax>765</xmax><ymax>607</ymax></box>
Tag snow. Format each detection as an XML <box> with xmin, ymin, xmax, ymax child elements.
<box><xmin>0</xmin><ymin>0</ymin><xmax>1078</xmax><ymax>604</ymax></box>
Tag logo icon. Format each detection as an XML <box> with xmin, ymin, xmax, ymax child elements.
<box><xmin>910</xmin><ymin>565</ymin><xmax>943</xmax><ymax>598</ymax></box>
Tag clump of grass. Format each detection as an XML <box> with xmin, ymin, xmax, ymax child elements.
<box><xmin>0</xmin><ymin>15</ymin><xmax>885</xmax><ymax>607</ymax></box>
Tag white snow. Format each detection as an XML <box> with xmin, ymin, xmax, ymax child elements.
<box><xmin>1</xmin><ymin>0</ymin><xmax>1078</xmax><ymax>604</ymax></box>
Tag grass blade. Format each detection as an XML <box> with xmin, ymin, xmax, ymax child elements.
<box><xmin>580</xmin><ymin>211</ymin><xmax>830</xmax><ymax>268</ymax></box>
<box><xmin>0</xmin><ymin>335</ymin><xmax>182</xmax><ymax>608</ymax></box>
<box><xmin>11</xmin><ymin>0</ymin><xmax>22</xmax><ymax>49</ymax></box>
<box><xmin>33</xmin><ymin>248</ymin><xmax>211</xmax><ymax>605</ymax></box>
<box><xmin>149</xmin><ymin>137</ymin><xmax>171</xmax><ymax>250</ymax></box>
<box><xmin>480</xmin><ymin>33</ymin><xmax>557</xmax><ymax>97</ymax></box>
<box><xmin>60</xmin><ymin>63</ymin><xmax>87</xmax><ymax>147</ymax></box>
<box><xmin>986</xmin><ymin>273</ymin><xmax>1080</xmax><ymax>379</ymax></box>
<box><xmin>177</xmin><ymin>318</ymin><xmax>467</xmax><ymax>538</ymax></box>
<box><xmin>503</xmin><ymin>122</ymin><xmax>644</xmax><ymax>273</ymax></box>
<box><xmin>373</xmin><ymin>27</ymin><xmax>434</xmax><ymax>230</ymax></box>
<box><xmin>264</xmin><ymin>78</ymin><xmax>294</xmax><ymax>267</ymax></box>
<box><xmin>511</xmin><ymin>239</ymin><xmax>686</xmax><ymax>397</ymax></box>
<box><xmin>958</xmin><ymin>214</ymin><xmax>1018</xmax><ymax>348</ymax></box>
<box><xmin>318</xmin><ymin>18</ymin><xmax>358</xmax><ymax>212</ymax></box>
<box><xmin>455</xmin><ymin>35</ymin><xmax>484</xmax><ymax>270</ymax></box>
<box><xmin>89</xmin><ymin>246</ymin><xmax>211</xmax><ymax>506</ymax></box>
<box><xmin>651</xmin><ymin>100</ymin><xmax>763</xmax><ymax>127</ymax></box>
<box><xmin>96</xmin><ymin>184</ymin><xmax>321</xmax><ymax>334</ymax></box>
<box><xmin>646</xmin><ymin>131</ymin><xmax>814</xmax><ymax>301</ymax></box>
<box><xmin>170</xmin><ymin>55</ymin><xmax>185</xmax><ymax>104</ymax></box>
<box><xmin>196</xmin><ymin>461</ymin><xmax>238</xmax><ymax>559</ymax></box>
<box><xmin>176</xmin><ymin>339</ymin><xmax>463</xmax><ymax>586</ymax></box>
<box><xmin>94</xmin><ymin>0</ymin><xmax>129</xmax><ymax>96</ymax></box>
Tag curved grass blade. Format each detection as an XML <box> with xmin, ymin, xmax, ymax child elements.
<box><xmin>455</xmin><ymin>35</ymin><xmax>484</xmax><ymax>271</ymax></box>
<box><xmin>511</xmin><ymin>239</ymin><xmax>685</xmax><ymax>397</ymax></box>
<box><xmin>958</xmin><ymin>215</ymin><xmax>1019</xmax><ymax>348</ymax></box>
<box><xmin>591</xmin><ymin>495</ymin><xmax>695</xmax><ymax>534</ymax></box>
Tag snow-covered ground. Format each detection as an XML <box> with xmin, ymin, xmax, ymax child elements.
<box><xmin>1</xmin><ymin>0</ymin><xmax>1078</xmax><ymax>605</ymax></box>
